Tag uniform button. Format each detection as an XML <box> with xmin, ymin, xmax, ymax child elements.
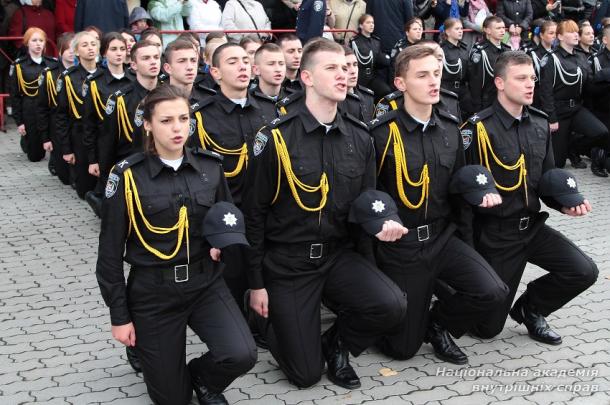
<box><xmin>516</xmin><ymin>11</ymin><xmax>519</xmax><ymax>14</ymax></box>
<box><xmin>178</xmin><ymin>194</ymin><xmax>183</xmax><ymax>199</ymax></box>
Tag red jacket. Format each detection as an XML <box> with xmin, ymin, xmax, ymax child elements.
<box><xmin>8</xmin><ymin>6</ymin><xmax>58</xmax><ymax>57</ymax></box>
<box><xmin>55</xmin><ymin>0</ymin><xmax>77</xmax><ymax>36</ymax></box>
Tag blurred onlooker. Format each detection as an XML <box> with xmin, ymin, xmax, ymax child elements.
<box><xmin>497</xmin><ymin>0</ymin><xmax>533</xmax><ymax>39</ymax></box>
<box><xmin>221</xmin><ymin>0</ymin><xmax>271</xmax><ymax>43</ymax></box>
<box><xmin>187</xmin><ymin>0</ymin><xmax>222</xmax><ymax>46</ymax></box>
<box><xmin>129</xmin><ymin>6</ymin><xmax>153</xmax><ymax>34</ymax></box>
<box><xmin>8</xmin><ymin>0</ymin><xmax>57</xmax><ymax>56</ymax></box>
<box><xmin>329</xmin><ymin>0</ymin><xmax>366</xmax><ymax>44</ymax></box>
<box><xmin>148</xmin><ymin>0</ymin><xmax>193</xmax><ymax>47</ymax></box>
<box><xmin>365</xmin><ymin>0</ymin><xmax>414</xmax><ymax>54</ymax></box>
<box><xmin>54</xmin><ymin>0</ymin><xmax>76</xmax><ymax>36</ymax></box>
<box><xmin>127</xmin><ymin>0</ymin><xmax>142</xmax><ymax>12</ymax></box>
<box><xmin>295</xmin><ymin>0</ymin><xmax>329</xmax><ymax>43</ymax></box>
<box><xmin>462</xmin><ymin>0</ymin><xmax>491</xmax><ymax>47</ymax></box>
<box><xmin>74</xmin><ymin>0</ymin><xmax>129</xmax><ymax>33</ymax></box>
<box><xmin>432</xmin><ymin>0</ymin><xmax>468</xmax><ymax>37</ymax></box>
<box><xmin>260</xmin><ymin>0</ymin><xmax>298</xmax><ymax>29</ymax></box>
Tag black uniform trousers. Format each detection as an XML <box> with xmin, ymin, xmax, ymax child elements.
<box><xmin>260</xmin><ymin>247</ymin><xmax>407</xmax><ymax>388</ymax></box>
<box><xmin>128</xmin><ymin>262</ymin><xmax>257</xmax><ymax>405</ymax></box>
<box><xmin>22</xmin><ymin>96</ymin><xmax>45</xmax><ymax>162</ymax></box>
<box><xmin>375</xmin><ymin>227</ymin><xmax>508</xmax><ymax>360</ymax></box>
<box><xmin>471</xmin><ymin>212</ymin><xmax>598</xmax><ymax>338</ymax></box>
<box><xmin>48</xmin><ymin>114</ymin><xmax>71</xmax><ymax>185</ymax></box>
<box><xmin>554</xmin><ymin>107</ymin><xmax>609</xmax><ymax>167</ymax></box>
<box><xmin>221</xmin><ymin>244</ymin><xmax>250</xmax><ymax>315</ymax></box>
<box><xmin>70</xmin><ymin>121</ymin><xmax>97</xmax><ymax>199</ymax></box>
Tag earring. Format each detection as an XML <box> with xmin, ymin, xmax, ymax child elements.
<box><xmin>146</xmin><ymin>130</ymin><xmax>151</xmax><ymax>137</ymax></box>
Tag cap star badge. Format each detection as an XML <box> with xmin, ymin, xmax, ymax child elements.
<box><xmin>223</xmin><ymin>213</ymin><xmax>237</xmax><ymax>227</ymax></box>
<box><xmin>476</xmin><ymin>173</ymin><xmax>488</xmax><ymax>186</ymax></box>
<box><xmin>372</xmin><ymin>200</ymin><xmax>385</xmax><ymax>213</ymax></box>
<box><xmin>566</xmin><ymin>177</ymin><xmax>576</xmax><ymax>189</ymax></box>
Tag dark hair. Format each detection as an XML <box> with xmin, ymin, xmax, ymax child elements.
<box><xmin>602</xmin><ymin>17</ymin><xmax>610</xmax><ymax>27</ymax></box>
<box><xmin>540</xmin><ymin>19</ymin><xmax>557</xmax><ymax>35</ymax></box>
<box><xmin>494</xmin><ymin>50</ymin><xmax>533</xmax><ymax>79</ymax></box>
<box><xmin>119</xmin><ymin>28</ymin><xmax>136</xmax><ymax>41</ymax></box>
<box><xmin>57</xmin><ymin>32</ymin><xmax>75</xmax><ymax>56</ymax></box>
<box><xmin>276</xmin><ymin>33</ymin><xmax>300</xmax><ymax>47</ymax></box>
<box><xmin>240</xmin><ymin>36</ymin><xmax>263</xmax><ymax>48</ymax></box>
<box><xmin>131</xmin><ymin>39</ymin><xmax>159</xmax><ymax>61</ymax></box>
<box><xmin>101</xmin><ymin>32</ymin><xmax>127</xmax><ymax>56</ymax></box>
<box><xmin>212</xmin><ymin>42</ymin><xmax>244</xmax><ymax>68</ymax></box>
<box><xmin>205</xmin><ymin>31</ymin><xmax>227</xmax><ymax>43</ymax></box>
<box><xmin>579</xmin><ymin>21</ymin><xmax>593</xmax><ymax>36</ymax></box>
<box><xmin>394</xmin><ymin>45</ymin><xmax>436</xmax><ymax>77</ymax></box>
<box><xmin>604</xmin><ymin>25</ymin><xmax>610</xmax><ymax>38</ymax></box>
<box><xmin>140</xmin><ymin>27</ymin><xmax>162</xmax><ymax>44</ymax></box>
<box><xmin>83</xmin><ymin>25</ymin><xmax>103</xmax><ymax>39</ymax></box>
<box><xmin>483</xmin><ymin>16</ymin><xmax>504</xmax><ymax>29</ymax></box>
<box><xmin>404</xmin><ymin>17</ymin><xmax>423</xmax><ymax>32</ymax></box>
<box><xmin>178</xmin><ymin>31</ymin><xmax>201</xmax><ymax>46</ymax></box>
<box><xmin>442</xmin><ymin>17</ymin><xmax>461</xmax><ymax>40</ymax></box>
<box><xmin>143</xmin><ymin>85</ymin><xmax>190</xmax><ymax>155</ymax></box>
<box><xmin>165</xmin><ymin>39</ymin><xmax>198</xmax><ymax>63</ymax></box>
<box><xmin>301</xmin><ymin>38</ymin><xmax>344</xmax><ymax>71</ymax></box>
<box><xmin>343</xmin><ymin>45</ymin><xmax>355</xmax><ymax>57</ymax></box>
<box><xmin>254</xmin><ymin>42</ymin><xmax>282</xmax><ymax>63</ymax></box>
<box><xmin>358</xmin><ymin>13</ymin><xmax>373</xmax><ymax>26</ymax></box>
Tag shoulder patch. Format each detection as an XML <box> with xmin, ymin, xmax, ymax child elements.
<box><xmin>253</xmin><ymin>130</ymin><xmax>269</xmax><ymax>157</ymax></box>
<box><xmin>540</xmin><ymin>54</ymin><xmax>549</xmax><ymax>67</ymax></box>
<box><xmin>471</xmin><ymin>52</ymin><xmax>481</xmax><ymax>64</ymax></box>
<box><xmin>9</xmin><ymin>64</ymin><xmax>14</xmax><ymax>77</ymax></box>
<box><xmin>460</xmin><ymin>128</ymin><xmax>473</xmax><ymax>150</ymax></box>
<box><xmin>134</xmin><ymin>103</ymin><xmax>144</xmax><ymax>127</ymax></box>
<box><xmin>191</xmin><ymin>147</ymin><xmax>224</xmax><ymax>161</ymax></box>
<box><xmin>105</xmin><ymin>172</ymin><xmax>121</xmax><ymax>198</ymax></box>
<box><xmin>375</xmin><ymin>101</ymin><xmax>390</xmax><ymax>117</ymax></box>
<box><xmin>82</xmin><ymin>81</ymin><xmax>89</xmax><ymax>97</ymax></box>
<box><xmin>56</xmin><ymin>76</ymin><xmax>63</xmax><ymax>93</ymax></box>
<box><xmin>189</xmin><ymin>117</ymin><xmax>196</xmax><ymax>136</ymax></box>
<box><xmin>105</xmin><ymin>96</ymin><xmax>116</xmax><ymax>115</ymax></box>
<box><xmin>113</xmin><ymin>153</ymin><xmax>146</xmax><ymax>174</ymax></box>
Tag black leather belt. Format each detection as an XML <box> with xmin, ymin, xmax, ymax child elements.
<box><xmin>556</xmin><ymin>98</ymin><xmax>580</xmax><ymax>108</ymax></box>
<box><xmin>480</xmin><ymin>214</ymin><xmax>535</xmax><ymax>232</ymax></box>
<box><xmin>133</xmin><ymin>259</ymin><xmax>207</xmax><ymax>282</ymax></box>
<box><xmin>403</xmin><ymin>219</ymin><xmax>447</xmax><ymax>242</ymax></box>
<box><xmin>268</xmin><ymin>240</ymin><xmax>347</xmax><ymax>259</ymax></box>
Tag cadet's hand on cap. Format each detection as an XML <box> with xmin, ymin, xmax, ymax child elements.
<box><xmin>210</xmin><ymin>248</ymin><xmax>221</xmax><ymax>262</ymax></box>
<box><xmin>549</xmin><ymin>122</ymin><xmax>559</xmax><ymax>133</ymax></box>
<box><xmin>17</xmin><ymin>124</ymin><xmax>26</xmax><ymax>136</ymax></box>
<box><xmin>561</xmin><ymin>199</ymin><xmax>592</xmax><ymax>216</ymax></box>
<box><xmin>112</xmin><ymin>322</ymin><xmax>136</xmax><ymax>347</ymax></box>
<box><xmin>479</xmin><ymin>193</ymin><xmax>502</xmax><ymax>208</ymax></box>
<box><xmin>88</xmin><ymin>163</ymin><xmax>100</xmax><ymax>177</ymax></box>
<box><xmin>63</xmin><ymin>153</ymin><xmax>75</xmax><ymax>165</ymax></box>
<box><xmin>250</xmin><ymin>288</ymin><xmax>269</xmax><ymax>318</ymax></box>
<box><xmin>43</xmin><ymin>141</ymin><xmax>53</xmax><ymax>152</ymax></box>
<box><xmin>375</xmin><ymin>220</ymin><xmax>408</xmax><ymax>242</ymax></box>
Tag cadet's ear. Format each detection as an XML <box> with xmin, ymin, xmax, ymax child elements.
<box><xmin>210</xmin><ymin>65</ymin><xmax>221</xmax><ymax>82</ymax></box>
<box><xmin>494</xmin><ymin>75</ymin><xmax>505</xmax><ymax>92</ymax></box>
<box><xmin>143</xmin><ymin>119</ymin><xmax>152</xmax><ymax>133</ymax></box>
<box><xmin>394</xmin><ymin>76</ymin><xmax>407</xmax><ymax>92</ymax></box>
<box><xmin>300</xmin><ymin>69</ymin><xmax>313</xmax><ymax>87</ymax></box>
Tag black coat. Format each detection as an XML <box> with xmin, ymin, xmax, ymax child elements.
<box><xmin>74</xmin><ymin>0</ymin><xmax>129</xmax><ymax>33</ymax></box>
<box><xmin>366</xmin><ymin>0</ymin><xmax>414</xmax><ymax>52</ymax></box>
<box><xmin>496</xmin><ymin>0</ymin><xmax>533</xmax><ymax>29</ymax></box>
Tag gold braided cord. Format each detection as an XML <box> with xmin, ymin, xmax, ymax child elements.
<box><xmin>279</xmin><ymin>106</ymin><xmax>287</xmax><ymax>116</ymax></box>
<box><xmin>64</xmin><ymin>75</ymin><xmax>83</xmax><ymax>119</ymax></box>
<box><xmin>389</xmin><ymin>99</ymin><xmax>398</xmax><ymax>110</ymax></box>
<box><xmin>378</xmin><ymin>122</ymin><xmax>430</xmax><ymax>211</ymax></box>
<box><xmin>270</xmin><ymin>128</ymin><xmax>329</xmax><ymax>211</ymax></box>
<box><xmin>124</xmin><ymin>168</ymin><xmax>190</xmax><ymax>261</ymax></box>
<box><xmin>195</xmin><ymin>111</ymin><xmax>248</xmax><ymax>178</ymax></box>
<box><xmin>89</xmin><ymin>80</ymin><xmax>107</xmax><ymax>120</ymax></box>
<box><xmin>45</xmin><ymin>70</ymin><xmax>57</xmax><ymax>107</ymax></box>
<box><xmin>116</xmin><ymin>96</ymin><xmax>134</xmax><ymax>142</ymax></box>
<box><xmin>476</xmin><ymin>121</ymin><xmax>528</xmax><ymax>205</ymax></box>
<box><xmin>16</xmin><ymin>64</ymin><xmax>39</xmax><ymax>97</ymax></box>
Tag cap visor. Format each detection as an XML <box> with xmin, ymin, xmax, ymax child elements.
<box><xmin>462</xmin><ymin>189</ymin><xmax>495</xmax><ymax>206</ymax></box>
<box><xmin>361</xmin><ymin>214</ymin><xmax>403</xmax><ymax>236</ymax></box>
<box><xmin>206</xmin><ymin>233</ymin><xmax>250</xmax><ymax>249</ymax></box>
<box><xmin>554</xmin><ymin>192</ymin><xmax>585</xmax><ymax>208</ymax></box>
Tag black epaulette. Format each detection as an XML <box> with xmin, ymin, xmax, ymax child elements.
<box><xmin>371</xmin><ymin>34</ymin><xmax>382</xmax><ymax>41</ymax></box>
<box><xmin>190</xmin><ymin>96</ymin><xmax>215</xmax><ymax>112</ymax></box>
<box><xmin>86</xmin><ymin>68</ymin><xmax>104</xmax><ymax>81</ymax></box>
<box><xmin>44</xmin><ymin>57</ymin><xmax>59</xmax><ymax>69</ymax></box>
<box><xmin>191</xmin><ymin>147</ymin><xmax>224</xmax><ymax>162</ymax></box>
<box><xmin>342</xmin><ymin>111</ymin><xmax>368</xmax><ymax>130</ymax></box>
<box><xmin>459</xmin><ymin>41</ymin><xmax>468</xmax><ymax>50</ymax></box>
<box><xmin>385</xmin><ymin>90</ymin><xmax>402</xmax><ymax>101</ymax></box>
<box><xmin>113</xmin><ymin>152</ymin><xmax>146</xmax><ymax>174</ymax></box>
<box><xmin>368</xmin><ymin>109</ymin><xmax>399</xmax><ymax>129</ymax></box>
<box><xmin>467</xmin><ymin>107</ymin><xmax>494</xmax><ymax>124</ymax></box>
<box><xmin>357</xmin><ymin>84</ymin><xmax>374</xmax><ymax>96</ymax></box>
<box><xmin>268</xmin><ymin>110</ymin><xmax>297</xmax><ymax>128</ymax></box>
<box><xmin>110</xmin><ymin>84</ymin><xmax>134</xmax><ymax>100</ymax></box>
<box><xmin>437</xmin><ymin>108</ymin><xmax>460</xmax><ymax>124</ymax></box>
<box><xmin>61</xmin><ymin>65</ymin><xmax>78</xmax><ymax>77</ymax></box>
<box><xmin>527</xmin><ymin>105</ymin><xmax>548</xmax><ymax>119</ymax></box>
<box><xmin>13</xmin><ymin>56</ymin><xmax>24</xmax><ymax>65</ymax></box>
<box><xmin>276</xmin><ymin>91</ymin><xmax>304</xmax><ymax>108</ymax></box>
<box><xmin>440</xmin><ymin>88</ymin><xmax>458</xmax><ymax>99</ymax></box>
<box><xmin>501</xmin><ymin>43</ymin><xmax>512</xmax><ymax>50</ymax></box>
<box><xmin>195</xmin><ymin>81</ymin><xmax>216</xmax><ymax>95</ymax></box>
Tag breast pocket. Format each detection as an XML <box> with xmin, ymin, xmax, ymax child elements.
<box><xmin>334</xmin><ymin>163</ymin><xmax>366</xmax><ymax>210</ymax></box>
<box><xmin>292</xmin><ymin>163</ymin><xmax>324</xmax><ymax>208</ymax></box>
<box><xmin>193</xmin><ymin>189</ymin><xmax>215</xmax><ymax>237</ymax></box>
<box><xmin>528</xmin><ymin>128</ymin><xmax>548</xmax><ymax>188</ymax></box>
<box><xmin>140</xmin><ymin>195</ymin><xmax>173</xmax><ymax>227</ymax></box>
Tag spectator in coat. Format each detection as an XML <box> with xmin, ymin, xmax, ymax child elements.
<box><xmin>129</xmin><ymin>6</ymin><xmax>153</xmax><ymax>33</ymax></box>
<box><xmin>365</xmin><ymin>0</ymin><xmax>414</xmax><ymax>53</ymax></box>
<box><xmin>54</xmin><ymin>0</ymin><xmax>76</xmax><ymax>36</ymax></box>
<box><xmin>148</xmin><ymin>0</ymin><xmax>193</xmax><ymax>47</ymax></box>
<box><xmin>187</xmin><ymin>0</ymin><xmax>223</xmax><ymax>46</ymax></box>
<box><xmin>8</xmin><ymin>0</ymin><xmax>57</xmax><ymax>56</ymax></box>
<box><xmin>75</xmin><ymin>0</ymin><xmax>129</xmax><ymax>33</ymax></box>
<box><xmin>221</xmin><ymin>0</ymin><xmax>271</xmax><ymax>43</ymax></box>
<box><xmin>330</xmin><ymin>0</ymin><xmax>366</xmax><ymax>44</ymax></box>
<box><xmin>496</xmin><ymin>0</ymin><xmax>533</xmax><ymax>39</ymax></box>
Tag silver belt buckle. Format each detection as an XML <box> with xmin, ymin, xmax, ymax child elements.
<box><xmin>569</xmin><ymin>99</ymin><xmax>576</xmax><ymax>108</ymax></box>
<box><xmin>519</xmin><ymin>217</ymin><xmax>530</xmax><ymax>231</ymax></box>
<box><xmin>454</xmin><ymin>81</ymin><xmax>460</xmax><ymax>89</ymax></box>
<box><xmin>417</xmin><ymin>225</ymin><xmax>430</xmax><ymax>242</ymax></box>
<box><xmin>174</xmin><ymin>264</ymin><xmax>189</xmax><ymax>282</ymax></box>
<box><xmin>310</xmin><ymin>243</ymin><xmax>323</xmax><ymax>259</ymax></box>
<box><xmin>365</xmin><ymin>67</ymin><xmax>372</xmax><ymax>75</ymax></box>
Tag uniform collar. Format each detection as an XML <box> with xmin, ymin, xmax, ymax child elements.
<box><xmin>396</xmin><ymin>107</ymin><xmax>443</xmax><ymax>133</ymax></box>
<box><xmin>148</xmin><ymin>148</ymin><xmax>200</xmax><ymax>178</ymax></box>
<box><xmin>251</xmin><ymin>86</ymin><xmax>278</xmax><ymax>102</ymax></box>
<box><xmin>134</xmin><ymin>78</ymin><xmax>153</xmax><ymax>98</ymax></box>
<box><xmin>557</xmin><ymin>46</ymin><xmax>576</xmax><ymax>58</ymax></box>
<box><xmin>104</xmin><ymin>67</ymin><xmax>130</xmax><ymax>84</ymax></box>
<box><xmin>216</xmin><ymin>90</ymin><xmax>260</xmax><ymax>113</ymax></box>
<box><xmin>300</xmin><ymin>105</ymin><xmax>347</xmax><ymax>135</ymax></box>
<box><xmin>493</xmin><ymin>99</ymin><xmax>530</xmax><ymax>130</ymax></box>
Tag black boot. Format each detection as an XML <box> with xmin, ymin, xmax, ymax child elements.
<box><xmin>243</xmin><ymin>290</ymin><xmax>269</xmax><ymax>350</ymax></box>
<box><xmin>321</xmin><ymin>325</ymin><xmax>361</xmax><ymax>389</ymax></box>
<box><xmin>509</xmin><ymin>293</ymin><xmax>562</xmax><ymax>345</ymax></box>
<box><xmin>590</xmin><ymin>148</ymin><xmax>609</xmax><ymax>177</ymax></box>
<box><xmin>188</xmin><ymin>359</ymin><xmax>228</xmax><ymax>405</ymax></box>
<box><xmin>126</xmin><ymin>346</ymin><xmax>142</xmax><ymax>372</ymax></box>
<box><xmin>424</xmin><ymin>319</ymin><xmax>468</xmax><ymax>365</ymax></box>
<box><xmin>85</xmin><ymin>191</ymin><xmax>102</xmax><ymax>217</ymax></box>
<box><xmin>568</xmin><ymin>153</ymin><xmax>587</xmax><ymax>169</ymax></box>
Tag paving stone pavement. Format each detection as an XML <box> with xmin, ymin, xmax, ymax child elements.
<box><xmin>1</xmin><ymin>124</ymin><xmax>609</xmax><ymax>405</ymax></box>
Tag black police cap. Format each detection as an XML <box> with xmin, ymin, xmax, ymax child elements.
<box><xmin>449</xmin><ymin>165</ymin><xmax>498</xmax><ymax>205</ymax></box>
<box><xmin>348</xmin><ymin>189</ymin><xmax>403</xmax><ymax>236</ymax></box>
<box><xmin>202</xmin><ymin>202</ymin><xmax>250</xmax><ymax>249</ymax></box>
<box><xmin>539</xmin><ymin>169</ymin><xmax>584</xmax><ymax>208</ymax></box>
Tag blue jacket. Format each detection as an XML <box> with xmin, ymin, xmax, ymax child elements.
<box><xmin>74</xmin><ymin>0</ymin><xmax>129</xmax><ymax>33</ymax></box>
<box><xmin>296</xmin><ymin>0</ymin><xmax>327</xmax><ymax>44</ymax></box>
